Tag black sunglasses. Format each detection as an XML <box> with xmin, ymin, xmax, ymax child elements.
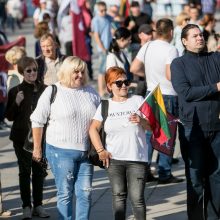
<box><xmin>26</xmin><ymin>68</ymin><xmax>37</xmax><ymax>73</ymax></box>
<box><xmin>113</xmin><ymin>80</ymin><xmax>131</xmax><ymax>88</ymax></box>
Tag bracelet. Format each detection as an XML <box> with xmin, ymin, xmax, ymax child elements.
<box><xmin>96</xmin><ymin>147</ymin><xmax>104</xmax><ymax>152</ymax></box>
<box><xmin>97</xmin><ymin>149</ymin><xmax>105</xmax><ymax>154</ymax></box>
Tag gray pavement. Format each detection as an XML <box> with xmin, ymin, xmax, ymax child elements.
<box><xmin>1</xmin><ymin>131</ymin><xmax>187</xmax><ymax>220</ymax></box>
<box><xmin>0</xmin><ymin>17</ymin><xmax>188</xmax><ymax>219</ymax></box>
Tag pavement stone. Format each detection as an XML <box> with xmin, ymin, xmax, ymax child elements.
<box><xmin>0</xmin><ymin>136</ymin><xmax>187</xmax><ymax>219</ymax></box>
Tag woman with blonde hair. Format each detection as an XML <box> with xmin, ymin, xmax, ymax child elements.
<box><xmin>30</xmin><ymin>56</ymin><xmax>100</xmax><ymax>220</ymax></box>
<box><xmin>5</xmin><ymin>46</ymin><xmax>26</xmax><ymax>91</ymax></box>
<box><xmin>172</xmin><ymin>12</ymin><xmax>190</xmax><ymax>56</ymax></box>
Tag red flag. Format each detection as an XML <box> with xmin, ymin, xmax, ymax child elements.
<box><xmin>125</xmin><ymin>0</ymin><xmax>130</xmax><ymax>17</ymax></box>
<box><xmin>70</xmin><ymin>0</ymin><xmax>90</xmax><ymax>61</ymax></box>
<box><xmin>151</xmin><ymin>112</ymin><xmax>178</xmax><ymax>156</ymax></box>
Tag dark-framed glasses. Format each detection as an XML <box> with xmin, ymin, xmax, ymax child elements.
<box><xmin>113</xmin><ymin>80</ymin><xmax>131</xmax><ymax>88</ymax></box>
<box><xmin>26</xmin><ymin>68</ymin><xmax>37</xmax><ymax>73</ymax></box>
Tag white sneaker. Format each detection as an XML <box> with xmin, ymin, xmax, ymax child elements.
<box><xmin>22</xmin><ymin>206</ymin><xmax>32</xmax><ymax>219</ymax></box>
<box><xmin>32</xmin><ymin>206</ymin><xmax>50</xmax><ymax>218</ymax></box>
<box><xmin>0</xmin><ymin>210</ymin><xmax>11</xmax><ymax>217</ymax></box>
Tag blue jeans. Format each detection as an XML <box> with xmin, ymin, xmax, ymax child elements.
<box><xmin>106</xmin><ymin>159</ymin><xmax>148</xmax><ymax>220</ymax></box>
<box><xmin>179</xmin><ymin>124</ymin><xmax>220</xmax><ymax>220</ymax></box>
<box><xmin>46</xmin><ymin>144</ymin><xmax>93</xmax><ymax>220</ymax></box>
<box><xmin>147</xmin><ymin>94</ymin><xmax>178</xmax><ymax>180</ymax></box>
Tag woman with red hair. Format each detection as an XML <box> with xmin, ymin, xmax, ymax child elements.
<box><xmin>89</xmin><ymin>66</ymin><xmax>151</xmax><ymax>220</ymax></box>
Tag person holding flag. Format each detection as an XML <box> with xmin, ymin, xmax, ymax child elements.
<box><xmin>89</xmin><ymin>67</ymin><xmax>151</xmax><ymax>220</ymax></box>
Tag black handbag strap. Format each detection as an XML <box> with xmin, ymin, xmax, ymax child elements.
<box><xmin>101</xmin><ymin>99</ymin><xmax>109</xmax><ymax>148</ymax></box>
<box><xmin>50</xmin><ymin>84</ymin><xmax>57</xmax><ymax>104</ymax></box>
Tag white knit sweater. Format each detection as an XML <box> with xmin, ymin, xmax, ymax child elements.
<box><xmin>30</xmin><ymin>82</ymin><xmax>100</xmax><ymax>150</ymax></box>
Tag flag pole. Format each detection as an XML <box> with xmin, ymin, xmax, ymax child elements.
<box><xmin>135</xmin><ymin>83</ymin><xmax>160</xmax><ymax>113</ymax></box>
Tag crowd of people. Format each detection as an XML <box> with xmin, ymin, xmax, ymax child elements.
<box><xmin>1</xmin><ymin>0</ymin><xmax>220</xmax><ymax>220</ymax></box>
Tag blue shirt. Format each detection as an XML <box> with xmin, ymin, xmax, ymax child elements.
<box><xmin>91</xmin><ymin>15</ymin><xmax>112</xmax><ymax>52</ymax></box>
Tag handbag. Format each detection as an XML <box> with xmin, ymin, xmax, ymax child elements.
<box><xmin>88</xmin><ymin>99</ymin><xmax>109</xmax><ymax>168</ymax></box>
<box><xmin>23</xmin><ymin>84</ymin><xmax>57</xmax><ymax>153</ymax></box>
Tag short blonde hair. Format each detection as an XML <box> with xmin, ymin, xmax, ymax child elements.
<box><xmin>57</xmin><ymin>56</ymin><xmax>88</xmax><ymax>87</ymax></box>
<box><xmin>5</xmin><ymin>46</ymin><xmax>26</xmax><ymax>65</ymax></box>
<box><xmin>176</xmin><ymin>12</ymin><xmax>190</xmax><ymax>26</ymax></box>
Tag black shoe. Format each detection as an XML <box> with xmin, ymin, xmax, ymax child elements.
<box><xmin>172</xmin><ymin>158</ymin><xmax>179</xmax><ymax>164</ymax></box>
<box><xmin>158</xmin><ymin>175</ymin><xmax>184</xmax><ymax>185</ymax></box>
<box><xmin>146</xmin><ymin>173</ymin><xmax>158</xmax><ymax>182</ymax></box>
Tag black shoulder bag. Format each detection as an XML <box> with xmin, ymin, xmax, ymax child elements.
<box><xmin>88</xmin><ymin>99</ymin><xmax>109</xmax><ymax>169</ymax></box>
<box><xmin>23</xmin><ymin>84</ymin><xmax>57</xmax><ymax>153</ymax></box>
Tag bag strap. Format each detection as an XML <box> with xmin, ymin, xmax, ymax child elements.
<box><xmin>101</xmin><ymin>99</ymin><xmax>109</xmax><ymax>123</ymax></box>
<box><xmin>101</xmin><ymin>99</ymin><xmax>109</xmax><ymax>148</ymax></box>
<box><xmin>143</xmin><ymin>41</ymin><xmax>151</xmax><ymax>64</ymax></box>
<box><xmin>50</xmin><ymin>84</ymin><xmax>57</xmax><ymax>104</ymax></box>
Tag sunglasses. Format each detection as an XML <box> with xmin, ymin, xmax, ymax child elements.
<box><xmin>113</xmin><ymin>80</ymin><xmax>131</xmax><ymax>88</ymax></box>
<box><xmin>26</xmin><ymin>68</ymin><xmax>37</xmax><ymax>73</ymax></box>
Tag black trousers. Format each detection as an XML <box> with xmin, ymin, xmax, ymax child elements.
<box><xmin>107</xmin><ymin>159</ymin><xmax>147</xmax><ymax>220</ymax></box>
<box><xmin>179</xmin><ymin>124</ymin><xmax>220</xmax><ymax>220</ymax></box>
<box><xmin>13</xmin><ymin>142</ymin><xmax>45</xmax><ymax>208</ymax></box>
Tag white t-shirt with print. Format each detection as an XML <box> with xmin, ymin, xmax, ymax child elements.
<box><xmin>93</xmin><ymin>95</ymin><xmax>148</xmax><ymax>162</ymax></box>
<box><xmin>136</xmin><ymin>40</ymin><xmax>178</xmax><ymax>96</ymax></box>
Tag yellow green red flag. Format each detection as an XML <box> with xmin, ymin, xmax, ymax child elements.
<box><xmin>139</xmin><ymin>85</ymin><xmax>171</xmax><ymax>145</ymax></box>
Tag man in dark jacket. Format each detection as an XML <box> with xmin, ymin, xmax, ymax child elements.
<box><xmin>171</xmin><ymin>24</ymin><xmax>220</xmax><ymax>220</ymax></box>
<box><xmin>124</xmin><ymin>1</ymin><xmax>152</xmax><ymax>59</ymax></box>
<box><xmin>36</xmin><ymin>33</ymin><xmax>66</xmax><ymax>85</ymax></box>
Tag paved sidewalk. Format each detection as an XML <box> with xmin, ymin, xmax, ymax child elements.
<box><xmin>0</xmin><ymin>130</ymin><xmax>187</xmax><ymax>220</ymax></box>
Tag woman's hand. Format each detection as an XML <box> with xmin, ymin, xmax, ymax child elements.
<box><xmin>98</xmin><ymin>150</ymin><xmax>112</xmax><ymax>168</ymax></box>
<box><xmin>129</xmin><ymin>113</ymin><xmax>152</xmax><ymax>130</ymax></box>
<box><xmin>32</xmin><ymin>147</ymin><xmax>42</xmax><ymax>162</ymax></box>
<box><xmin>129</xmin><ymin>113</ymin><xmax>141</xmax><ymax>124</ymax></box>
<box><xmin>15</xmin><ymin>91</ymin><xmax>24</xmax><ymax>106</ymax></box>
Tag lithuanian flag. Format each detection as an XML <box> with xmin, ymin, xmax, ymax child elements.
<box><xmin>119</xmin><ymin>0</ymin><xmax>130</xmax><ymax>17</ymax></box>
<box><xmin>139</xmin><ymin>85</ymin><xmax>171</xmax><ymax>145</ymax></box>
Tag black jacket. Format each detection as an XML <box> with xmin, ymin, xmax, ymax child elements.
<box><xmin>171</xmin><ymin>51</ymin><xmax>220</xmax><ymax>131</ymax></box>
<box><xmin>35</xmin><ymin>52</ymin><xmax>66</xmax><ymax>83</ymax></box>
<box><xmin>5</xmin><ymin>81</ymin><xmax>46</xmax><ymax>143</ymax></box>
